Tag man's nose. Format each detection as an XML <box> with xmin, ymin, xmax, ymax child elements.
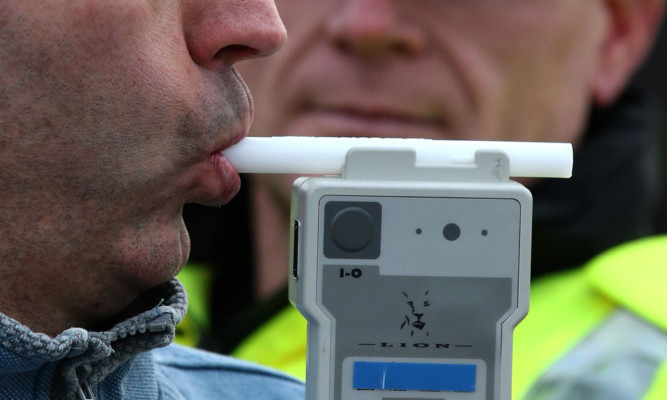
<box><xmin>324</xmin><ymin>0</ymin><xmax>426</xmax><ymax>60</ymax></box>
<box><xmin>184</xmin><ymin>0</ymin><xmax>287</xmax><ymax>70</ymax></box>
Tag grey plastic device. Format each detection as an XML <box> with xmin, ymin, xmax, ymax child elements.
<box><xmin>289</xmin><ymin>147</ymin><xmax>532</xmax><ymax>400</ymax></box>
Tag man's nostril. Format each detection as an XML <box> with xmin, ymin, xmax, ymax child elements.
<box><xmin>215</xmin><ymin>45</ymin><xmax>259</xmax><ymax>65</ymax></box>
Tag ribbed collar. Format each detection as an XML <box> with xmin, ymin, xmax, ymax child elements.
<box><xmin>0</xmin><ymin>278</ymin><xmax>187</xmax><ymax>399</ymax></box>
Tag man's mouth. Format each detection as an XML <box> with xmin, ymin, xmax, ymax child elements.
<box><xmin>200</xmin><ymin>129</ymin><xmax>249</xmax><ymax>205</ymax></box>
<box><xmin>205</xmin><ymin>150</ymin><xmax>241</xmax><ymax>205</ymax></box>
<box><xmin>300</xmin><ymin>105</ymin><xmax>444</xmax><ymax>138</ymax></box>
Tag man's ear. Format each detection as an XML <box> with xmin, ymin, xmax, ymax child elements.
<box><xmin>593</xmin><ymin>0</ymin><xmax>665</xmax><ymax>106</ymax></box>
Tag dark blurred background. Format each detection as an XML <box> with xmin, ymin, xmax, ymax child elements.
<box><xmin>633</xmin><ymin>22</ymin><xmax>667</xmax><ymax>233</ymax></box>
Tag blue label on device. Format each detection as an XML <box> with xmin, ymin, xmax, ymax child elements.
<box><xmin>353</xmin><ymin>361</ymin><xmax>476</xmax><ymax>392</ymax></box>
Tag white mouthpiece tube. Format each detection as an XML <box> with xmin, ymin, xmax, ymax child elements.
<box><xmin>222</xmin><ymin>136</ymin><xmax>573</xmax><ymax>178</ymax></box>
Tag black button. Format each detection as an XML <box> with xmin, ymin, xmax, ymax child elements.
<box><xmin>443</xmin><ymin>223</ymin><xmax>461</xmax><ymax>241</ymax></box>
<box><xmin>323</xmin><ymin>201</ymin><xmax>381</xmax><ymax>259</ymax></box>
<box><xmin>331</xmin><ymin>207</ymin><xmax>375</xmax><ymax>252</ymax></box>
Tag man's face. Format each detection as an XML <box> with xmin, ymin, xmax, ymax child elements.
<box><xmin>240</xmin><ymin>0</ymin><xmax>608</xmax><ymax>145</ymax></box>
<box><xmin>0</xmin><ymin>1</ymin><xmax>285</xmax><ymax>313</ymax></box>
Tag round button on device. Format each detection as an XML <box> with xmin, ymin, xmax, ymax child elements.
<box><xmin>443</xmin><ymin>223</ymin><xmax>461</xmax><ymax>241</ymax></box>
<box><xmin>331</xmin><ymin>207</ymin><xmax>375</xmax><ymax>252</ymax></box>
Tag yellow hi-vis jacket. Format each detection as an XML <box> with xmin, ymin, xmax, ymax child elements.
<box><xmin>231</xmin><ymin>235</ymin><xmax>667</xmax><ymax>399</ymax></box>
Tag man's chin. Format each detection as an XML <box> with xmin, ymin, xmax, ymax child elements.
<box><xmin>115</xmin><ymin>218</ymin><xmax>192</xmax><ymax>291</ymax></box>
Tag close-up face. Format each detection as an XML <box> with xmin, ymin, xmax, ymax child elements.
<box><xmin>240</xmin><ymin>0</ymin><xmax>609</xmax><ymax>145</ymax></box>
<box><xmin>0</xmin><ymin>0</ymin><xmax>285</xmax><ymax>315</ymax></box>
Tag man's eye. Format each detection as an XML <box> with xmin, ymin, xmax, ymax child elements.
<box><xmin>424</xmin><ymin>301</ymin><xmax>431</xmax><ymax>307</ymax></box>
<box><xmin>407</xmin><ymin>301</ymin><xmax>413</xmax><ymax>306</ymax></box>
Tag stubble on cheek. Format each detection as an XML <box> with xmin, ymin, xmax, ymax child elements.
<box><xmin>1</xmin><ymin>0</ymin><xmax>256</xmax><ymax>294</ymax></box>
<box><xmin>0</xmin><ymin>3</ymin><xmax>201</xmax><ymax>319</ymax></box>
<box><xmin>176</xmin><ymin>68</ymin><xmax>251</xmax><ymax>145</ymax></box>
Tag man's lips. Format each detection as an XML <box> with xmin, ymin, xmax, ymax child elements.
<box><xmin>298</xmin><ymin>105</ymin><xmax>445</xmax><ymax>138</ymax></box>
<box><xmin>202</xmin><ymin>150</ymin><xmax>240</xmax><ymax>205</ymax></box>
<box><xmin>208</xmin><ymin>129</ymin><xmax>251</xmax><ymax>203</ymax></box>
<box><xmin>185</xmin><ymin>130</ymin><xmax>247</xmax><ymax>207</ymax></box>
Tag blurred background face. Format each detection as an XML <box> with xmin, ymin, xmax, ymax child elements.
<box><xmin>239</xmin><ymin>0</ymin><xmax>608</xmax><ymax>147</ymax></box>
<box><xmin>235</xmin><ymin>0</ymin><xmax>615</xmax><ymax>300</ymax></box>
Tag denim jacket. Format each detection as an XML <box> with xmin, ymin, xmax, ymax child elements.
<box><xmin>0</xmin><ymin>279</ymin><xmax>304</xmax><ymax>399</ymax></box>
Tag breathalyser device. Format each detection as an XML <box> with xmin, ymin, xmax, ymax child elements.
<box><xmin>224</xmin><ymin>137</ymin><xmax>572</xmax><ymax>400</ymax></box>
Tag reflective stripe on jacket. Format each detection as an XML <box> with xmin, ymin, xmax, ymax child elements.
<box><xmin>231</xmin><ymin>236</ymin><xmax>667</xmax><ymax>399</ymax></box>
